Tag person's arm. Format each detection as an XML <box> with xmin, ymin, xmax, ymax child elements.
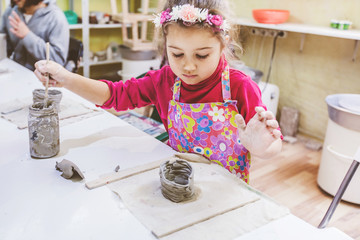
<box><xmin>22</xmin><ymin>9</ymin><xmax>69</xmax><ymax>65</ymax></box>
<box><xmin>34</xmin><ymin>60</ymin><xmax>110</xmax><ymax>105</ymax></box>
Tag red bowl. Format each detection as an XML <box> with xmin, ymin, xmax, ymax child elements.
<box><xmin>252</xmin><ymin>9</ymin><xmax>290</xmax><ymax>24</ymax></box>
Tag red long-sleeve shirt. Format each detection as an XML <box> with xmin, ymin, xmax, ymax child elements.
<box><xmin>99</xmin><ymin>58</ymin><xmax>265</xmax><ymax>131</ymax></box>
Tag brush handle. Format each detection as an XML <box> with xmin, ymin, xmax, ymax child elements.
<box><xmin>44</xmin><ymin>42</ymin><xmax>50</xmax><ymax>102</ymax></box>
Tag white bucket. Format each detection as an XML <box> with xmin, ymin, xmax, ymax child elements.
<box><xmin>317</xmin><ymin>94</ymin><xmax>360</xmax><ymax>204</ymax></box>
<box><xmin>317</xmin><ymin>120</ymin><xmax>360</xmax><ymax>204</ymax></box>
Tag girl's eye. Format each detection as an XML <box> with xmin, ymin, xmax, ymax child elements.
<box><xmin>196</xmin><ymin>54</ymin><xmax>209</xmax><ymax>59</ymax></box>
<box><xmin>172</xmin><ymin>53</ymin><xmax>184</xmax><ymax>58</ymax></box>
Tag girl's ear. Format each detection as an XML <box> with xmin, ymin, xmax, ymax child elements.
<box><xmin>225</xmin><ymin>35</ymin><xmax>230</xmax><ymax>44</ymax></box>
<box><xmin>220</xmin><ymin>35</ymin><xmax>230</xmax><ymax>54</ymax></box>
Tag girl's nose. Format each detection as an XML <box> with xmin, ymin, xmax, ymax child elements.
<box><xmin>183</xmin><ymin>58</ymin><xmax>196</xmax><ymax>72</ymax></box>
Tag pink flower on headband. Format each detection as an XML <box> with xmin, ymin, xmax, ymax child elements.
<box><xmin>209</xmin><ymin>15</ymin><xmax>223</xmax><ymax>26</ymax></box>
<box><xmin>179</xmin><ymin>4</ymin><xmax>197</xmax><ymax>23</ymax></box>
<box><xmin>153</xmin><ymin>4</ymin><xmax>230</xmax><ymax>31</ymax></box>
<box><xmin>160</xmin><ymin>8</ymin><xmax>171</xmax><ymax>24</ymax></box>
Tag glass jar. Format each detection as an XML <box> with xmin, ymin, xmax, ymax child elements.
<box><xmin>32</xmin><ymin>89</ymin><xmax>62</xmax><ymax>113</ymax></box>
<box><xmin>28</xmin><ymin>102</ymin><xmax>59</xmax><ymax>158</ymax></box>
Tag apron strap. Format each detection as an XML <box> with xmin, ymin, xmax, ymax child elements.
<box><xmin>173</xmin><ymin>78</ymin><xmax>181</xmax><ymax>101</ymax></box>
<box><xmin>221</xmin><ymin>65</ymin><xmax>231</xmax><ymax>102</ymax></box>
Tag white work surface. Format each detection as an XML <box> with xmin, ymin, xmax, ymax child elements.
<box><xmin>0</xmin><ymin>58</ymin><xmax>353</xmax><ymax>240</ymax></box>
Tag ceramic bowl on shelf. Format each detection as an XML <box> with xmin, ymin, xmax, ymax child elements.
<box><xmin>252</xmin><ymin>9</ymin><xmax>290</xmax><ymax>24</ymax></box>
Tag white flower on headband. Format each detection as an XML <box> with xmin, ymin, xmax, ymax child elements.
<box><xmin>153</xmin><ymin>4</ymin><xmax>230</xmax><ymax>32</ymax></box>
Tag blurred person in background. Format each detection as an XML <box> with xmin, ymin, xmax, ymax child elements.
<box><xmin>0</xmin><ymin>0</ymin><xmax>69</xmax><ymax>70</ymax></box>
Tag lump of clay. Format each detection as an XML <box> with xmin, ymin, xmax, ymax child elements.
<box><xmin>55</xmin><ymin>159</ymin><xmax>84</xmax><ymax>179</ymax></box>
<box><xmin>159</xmin><ymin>159</ymin><xmax>194</xmax><ymax>203</ymax></box>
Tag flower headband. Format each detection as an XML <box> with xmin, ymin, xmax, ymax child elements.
<box><xmin>153</xmin><ymin>4</ymin><xmax>230</xmax><ymax>32</ymax></box>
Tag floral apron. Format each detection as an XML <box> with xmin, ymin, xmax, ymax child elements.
<box><xmin>167</xmin><ymin>65</ymin><xmax>251</xmax><ymax>183</ymax></box>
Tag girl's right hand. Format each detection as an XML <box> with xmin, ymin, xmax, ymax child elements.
<box><xmin>236</xmin><ymin>106</ymin><xmax>282</xmax><ymax>159</ymax></box>
<box><xmin>34</xmin><ymin>60</ymin><xmax>70</xmax><ymax>88</ymax></box>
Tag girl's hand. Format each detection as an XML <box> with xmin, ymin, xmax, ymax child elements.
<box><xmin>34</xmin><ymin>60</ymin><xmax>70</xmax><ymax>88</ymax></box>
<box><xmin>236</xmin><ymin>106</ymin><xmax>282</xmax><ymax>159</ymax></box>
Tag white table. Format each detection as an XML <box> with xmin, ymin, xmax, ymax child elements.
<box><xmin>0</xmin><ymin>58</ymin><xmax>353</xmax><ymax>240</ymax></box>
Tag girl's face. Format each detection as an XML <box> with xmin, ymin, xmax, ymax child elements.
<box><xmin>166</xmin><ymin>24</ymin><xmax>224</xmax><ymax>85</ymax></box>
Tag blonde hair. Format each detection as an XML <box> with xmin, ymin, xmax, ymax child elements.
<box><xmin>156</xmin><ymin>0</ymin><xmax>242</xmax><ymax>64</ymax></box>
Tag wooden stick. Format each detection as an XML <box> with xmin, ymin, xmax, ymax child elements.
<box><xmin>85</xmin><ymin>157</ymin><xmax>173</xmax><ymax>190</ymax></box>
<box><xmin>85</xmin><ymin>153</ymin><xmax>211</xmax><ymax>190</ymax></box>
<box><xmin>44</xmin><ymin>42</ymin><xmax>50</xmax><ymax>105</ymax></box>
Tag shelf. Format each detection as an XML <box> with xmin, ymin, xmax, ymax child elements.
<box><xmin>69</xmin><ymin>0</ymin><xmax>126</xmax><ymax>77</ymax></box>
<box><xmin>235</xmin><ymin>18</ymin><xmax>360</xmax><ymax>40</ymax></box>
<box><xmin>69</xmin><ymin>23</ymin><xmax>125</xmax><ymax>30</ymax></box>
<box><xmin>68</xmin><ymin>0</ymin><xmax>154</xmax><ymax>77</ymax></box>
<box><xmin>235</xmin><ymin>17</ymin><xmax>360</xmax><ymax>61</ymax></box>
<box><xmin>69</xmin><ymin>24</ymin><xmax>83</xmax><ymax>30</ymax></box>
<box><xmin>79</xmin><ymin>58</ymin><xmax>122</xmax><ymax>67</ymax></box>
<box><xmin>89</xmin><ymin>23</ymin><xmax>123</xmax><ymax>29</ymax></box>
<box><xmin>89</xmin><ymin>58</ymin><xmax>122</xmax><ymax>66</ymax></box>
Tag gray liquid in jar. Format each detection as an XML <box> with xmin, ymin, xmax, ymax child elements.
<box><xmin>32</xmin><ymin>89</ymin><xmax>62</xmax><ymax>113</ymax></box>
<box><xmin>28</xmin><ymin>102</ymin><xmax>59</xmax><ymax>158</ymax></box>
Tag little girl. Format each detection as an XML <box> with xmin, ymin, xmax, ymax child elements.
<box><xmin>34</xmin><ymin>0</ymin><xmax>282</xmax><ymax>183</ymax></box>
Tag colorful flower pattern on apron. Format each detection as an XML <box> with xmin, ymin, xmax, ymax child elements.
<box><xmin>167</xmin><ymin>65</ymin><xmax>251</xmax><ymax>183</ymax></box>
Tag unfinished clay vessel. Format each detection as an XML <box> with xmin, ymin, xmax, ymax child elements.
<box><xmin>159</xmin><ymin>159</ymin><xmax>194</xmax><ymax>203</ymax></box>
<box><xmin>28</xmin><ymin>102</ymin><xmax>59</xmax><ymax>158</ymax></box>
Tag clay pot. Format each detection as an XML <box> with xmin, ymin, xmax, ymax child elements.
<box><xmin>159</xmin><ymin>159</ymin><xmax>194</xmax><ymax>203</ymax></box>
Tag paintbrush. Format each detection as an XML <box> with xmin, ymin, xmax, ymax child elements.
<box><xmin>44</xmin><ymin>42</ymin><xmax>50</xmax><ymax>106</ymax></box>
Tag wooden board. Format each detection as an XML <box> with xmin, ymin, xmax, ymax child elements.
<box><xmin>161</xmin><ymin>198</ymin><xmax>289</xmax><ymax>240</ymax></box>
<box><xmin>107</xmin><ymin>163</ymin><xmax>262</xmax><ymax>238</ymax></box>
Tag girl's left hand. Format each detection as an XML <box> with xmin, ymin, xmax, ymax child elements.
<box><xmin>236</xmin><ymin>106</ymin><xmax>282</xmax><ymax>159</ymax></box>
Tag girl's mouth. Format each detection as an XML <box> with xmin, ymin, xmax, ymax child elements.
<box><xmin>183</xmin><ymin>74</ymin><xmax>197</xmax><ymax>78</ymax></box>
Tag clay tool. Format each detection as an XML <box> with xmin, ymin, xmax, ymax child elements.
<box><xmin>44</xmin><ymin>42</ymin><xmax>50</xmax><ymax>105</ymax></box>
<box><xmin>85</xmin><ymin>153</ymin><xmax>210</xmax><ymax>190</ymax></box>
<box><xmin>85</xmin><ymin>157</ymin><xmax>170</xmax><ymax>190</ymax></box>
